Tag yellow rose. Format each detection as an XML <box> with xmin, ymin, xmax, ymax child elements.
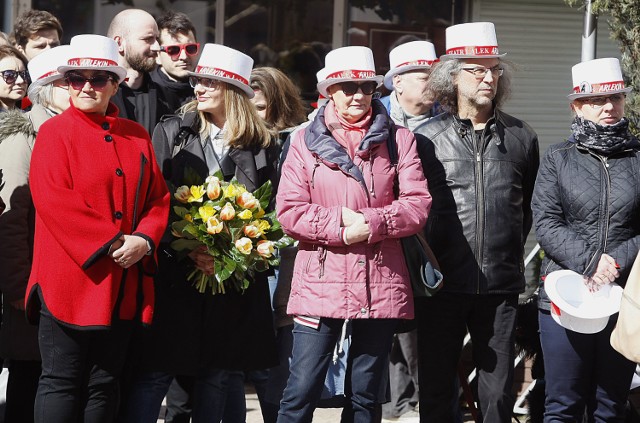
<box><xmin>174</xmin><ymin>186</ymin><xmax>190</xmax><ymax>203</ymax></box>
<box><xmin>198</xmin><ymin>205</ymin><xmax>216</xmax><ymax>221</ymax></box>
<box><xmin>256</xmin><ymin>240</ymin><xmax>275</xmax><ymax>258</ymax></box>
<box><xmin>206</xmin><ymin>216</ymin><xmax>224</xmax><ymax>234</ymax></box>
<box><xmin>253</xmin><ymin>219</ymin><xmax>271</xmax><ymax>234</ymax></box>
<box><xmin>254</xmin><ymin>207</ymin><xmax>265</xmax><ymax>218</ymax></box>
<box><xmin>188</xmin><ymin>185</ymin><xmax>206</xmax><ymax>203</ymax></box>
<box><xmin>224</xmin><ymin>184</ymin><xmax>240</xmax><ymax>199</ymax></box>
<box><xmin>185</xmin><ymin>213</ymin><xmax>193</xmax><ymax>222</ymax></box>
<box><xmin>206</xmin><ymin>176</ymin><xmax>221</xmax><ymax>200</ymax></box>
<box><xmin>220</xmin><ymin>202</ymin><xmax>236</xmax><ymax>221</ymax></box>
<box><xmin>238</xmin><ymin>209</ymin><xmax>253</xmax><ymax>220</ymax></box>
<box><xmin>243</xmin><ymin>224</ymin><xmax>260</xmax><ymax>238</ymax></box>
<box><xmin>237</xmin><ymin>191</ymin><xmax>259</xmax><ymax>209</ymax></box>
<box><xmin>235</xmin><ymin>237</ymin><xmax>253</xmax><ymax>255</ymax></box>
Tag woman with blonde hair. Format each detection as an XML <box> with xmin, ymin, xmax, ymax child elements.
<box><xmin>120</xmin><ymin>43</ymin><xmax>279</xmax><ymax>423</ymax></box>
<box><xmin>0</xmin><ymin>45</ymin><xmax>28</xmax><ymax>111</ymax></box>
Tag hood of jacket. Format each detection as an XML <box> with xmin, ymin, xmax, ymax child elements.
<box><xmin>0</xmin><ymin>109</ymin><xmax>34</xmax><ymax>144</ymax></box>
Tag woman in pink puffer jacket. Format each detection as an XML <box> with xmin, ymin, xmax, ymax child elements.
<box><xmin>276</xmin><ymin>46</ymin><xmax>431</xmax><ymax>423</ymax></box>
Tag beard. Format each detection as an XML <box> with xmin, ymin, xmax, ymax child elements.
<box><xmin>126</xmin><ymin>49</ymin><xmax>156</xmax><ymax>73</ymax></box>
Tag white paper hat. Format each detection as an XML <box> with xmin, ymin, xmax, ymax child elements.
<box><xmin>384</xmin><ymin>41</ymin><xmax>438</xmax><ymax>90</ymax></box>
<box><xmin>545</xmin><ymin>269</ymin><xmax>623</xmax><ymax>334</ymax></box>
<box><xmin>440</xmin><ymin>22</ymin><xmax>506</xmax><ymax>61</ymax></box>
<box><xmin>27</xmin><ymin>45</ymin><xmax>73</xmax><ymax>97</ymax></box>
<box><xmin>568</xmin><ymin>58</ymin><xmax>632</xmax><ymax>100</ymax></box>
<box><xmin>58</xmin><ymin>35</ymin><xmax>127</xmax><ymax>83</ymax></box>
<box><xmin>316</xmin><ymin>46</ymin><xmax>383</xmax><ymax>97</ymax></box>
<box><xmin>188</xmin><ymin>43</ymin><xmax>255</xmax><ymax>98</ymax></box>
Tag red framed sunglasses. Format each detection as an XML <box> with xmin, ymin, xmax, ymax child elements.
<box><xmin>160</xmin><ymin>43</ymin><xmax>200</xmax><ymax>60</ymax></box>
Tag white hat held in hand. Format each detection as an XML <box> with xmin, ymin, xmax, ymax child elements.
<box><xmin>27</xmin><ymin>45</ymin><xmax>73</xmax><ymax>97</ymax></box>
<box><xmin>567</xmin><ymin>58</ymin><xmax>632</xmax><ymax>100</ymax></box>
<box><xmin>545</xmin><ymin>269</ymin><xmax>623</xmax><ymax>334</ymax></box>
<box><xmin>58</xmin><ymin>35</ymin><xmax>127</xmax><ymax>83</ymax></box>
<box><xmin>384</xmin><ymin>41</ymin><xmax>438</xmax><ymax>90</ymax></box>
<box><xmin>188</xmin><ymin>43</ymin><xmax>255</xmax><ymax>98</ymax></box>
<box><xmin>440</xmin><ymin>22</ymin><xmax>506</xmax><ymax>61</ymax></box>
<box><xmin>316</xmin><ymin>46</ymin><xmax>383</xmax><ymax>97</ymax></box>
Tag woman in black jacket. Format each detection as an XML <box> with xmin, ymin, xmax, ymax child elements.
<box><xmin>118</xmin><ymin>43</ymin><xmax>279</xmax><ymax>423</ymax></box>
<box><xmin>532</xmin><ymin>58</ymin><xmax>639</xmax><ymax>422</ymax></box>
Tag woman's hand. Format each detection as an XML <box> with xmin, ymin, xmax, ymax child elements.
<box><xmin>586</xmin><ymin>253</ymin><xmax>619</xmax><ymax>292</ymax></box>
<box><xmin>112</xmin><ymin>235</ymin><xmax>149</xmax><ymax>269</ymax></box>
<box><xmin>341</xmin><ymin>207</ymin><xmax>364</xmax><ymax>226</ymax></box>
<box><xmin>188</xmin><ymin>246</ymin><xmax>215</xmax><ymax>275</ymax></box>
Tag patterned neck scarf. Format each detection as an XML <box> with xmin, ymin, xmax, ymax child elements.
<box><xmin>571</xmin><ymin>116</ymin><xmax>633</xmax><ymax>155</ymax></box>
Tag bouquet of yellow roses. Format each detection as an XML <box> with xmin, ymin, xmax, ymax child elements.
<box><xmin>170</xmin><ymin>171</ymin><xmax>292</xmax><ymax>294</ymax></box>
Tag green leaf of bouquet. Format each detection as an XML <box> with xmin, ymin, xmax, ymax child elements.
<box><xmin>171</xmin><ymin>238</ymin><xmax>205</xmax><ymax>251</ymax></box>
<box><xmin>173</xmin><ymin>206</ymin><xmax>189</xmax><ymax>218</ymax></box>
<box><xmin>273</xmin><ymin>235</ymin><xmax>295</xmax><ymax>249</ymax></box>
<box><xmin>223</xmin><ymin>255</ymin><xmax>237</xmax><ymax>272</ymax></box>
<box><xmin>253</xmin><ymin>180</ymin><xmax>273</xmax><ymax>210</ymax></box>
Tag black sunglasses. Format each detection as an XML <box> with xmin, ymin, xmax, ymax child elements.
<box><xmin>161</xmin><ymin>43</ymin><xmax>200</xmax><ymax>60</ymax></box>
<box><xmin>339</xmin><ymin>81</ymin><xmax>377</xmax><ymax>96</ymax></box>
<box><xmin>65</xmin><ymin>73</ymin><xmax>114</xmax><ymax>91</ymax></box>
<box><xmin>0</xmin><ymin>69</ymin><xmax>30</xmax><ymax>85</ymax></box>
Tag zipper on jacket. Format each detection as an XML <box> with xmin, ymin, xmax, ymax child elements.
<box><xmin>311</xmin><ymin>159</ymin><xmax>321</xmax><ymax>189</ymax></box>
<box><xmin>598</xmin><ymin>155</ymin><xmax>612</xmax><ymax>253</ymax></box>
<box><xmin>473</xmin><ymin>129</ymin><xmax>487</xmax><ymax>294</ymax></box>
<box><xmin>318</xmin><ymin>246</ymin><xmax>327</xmax><ymax>278</ymax></box>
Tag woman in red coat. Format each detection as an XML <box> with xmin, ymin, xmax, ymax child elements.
<box><xmin>26</xmin><ymin>34</ymin><xmax>170</xmax><ymax>423</ymax></box>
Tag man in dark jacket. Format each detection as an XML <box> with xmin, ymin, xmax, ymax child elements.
<box><xmin>108</xmin><ymin>9</ymin><xmax>170</xmax><ymax>135</ymax></box>
<box><xmin>414</xmin><ymin>22</ymin><xmax>539</xmax><ymax>423</ymax></box>
<box><xmin>151</xmin><ymin>11</ymin><xmax>198</xmax><ymax>113</ymax></box>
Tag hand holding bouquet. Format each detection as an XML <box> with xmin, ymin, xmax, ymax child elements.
<box><xmin>171</xmin><ymin>172</ymin><xmax>292</xmax><ymax>294</ymax></box>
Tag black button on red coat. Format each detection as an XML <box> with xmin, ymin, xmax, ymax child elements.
<box><xmin>105</xmin><ymin>135</ymin><xmax>113</xmax><ymax>142</ymax></box>
<box><xmin>116</xmin><ymin>168</ymin><xmax>123</xmax><ymax>176</ymax></box>
<box><xmin>114</xmin><ymin>211</ymin><xmax>123</xmax><ymax>219</ymax></box>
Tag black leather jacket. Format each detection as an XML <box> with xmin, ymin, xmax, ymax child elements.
<box><xmin>532</xmin><ymin>135</ymin><xmax>640</xmax><ymax>310</ymax></box>
<box><xmin>414</xmin><ymin>109</ymin><xmax>539</xmax><ymax>294</ymax></box>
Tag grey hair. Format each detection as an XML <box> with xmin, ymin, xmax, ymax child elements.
<box><xmin>427</xmin><ymin>58</ymin><xmax>514</xmax><ymax>114</ymax></box>
<box><xmin>28</xmin><ymin>83</ymin><xmax>54</xmax><ymax>107</ymax></box>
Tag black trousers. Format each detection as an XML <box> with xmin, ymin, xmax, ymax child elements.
<box><xmin>416</xmin><ymin>293</ymin><xmax>518</xmax><ymax>423</ymax></box>
<box><xmin>34</xmin><ymin>311</ymin><xmax>132</xmax><ymax>423</ymax></box>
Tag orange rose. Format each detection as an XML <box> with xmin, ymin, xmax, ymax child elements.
<box><xmin>206</xmin><ymin>176</ymin><xmax>221</xmax><ymax>200</ymax></box>
<box><xmin>220</xmin><ymin>202</ymin><xmax>236</xmax><ymax>221</ymax></box>
<box><xmin>256</xmin><ymin>240</ymin><xmax>275</xmax><ymax>258</ymax></box>
<box><xmin>174</xmin><ymin>185</ymin><xmax>191</xmax><ymax>203</ymax></box>
<box><xmin>237</xmin><ymin>192</ymin><xmax>259</xmax><ymax>209</ymax></box>
<box><xmin>243</xmin><ymin>224</ymin><xmax>260</xmax><ymax>238</ymax></box>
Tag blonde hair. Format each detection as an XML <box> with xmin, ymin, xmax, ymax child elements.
<box><xmin>180</xmin><ymin>82</ymin><xmax>272</xmax><ymax>149</ymax></box>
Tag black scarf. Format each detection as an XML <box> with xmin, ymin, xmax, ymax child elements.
<box><xmin>571</xmin><ymin>116</ymin><xmax>634</xmax><ymax>155</ymax></box>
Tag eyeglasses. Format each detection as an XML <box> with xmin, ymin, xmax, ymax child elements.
<box><xmin>189</xmin><ymin>76</ymin><xmax>221</xmax><ymax>90</ymax></box>
<box><xmin>65</xmin><ymin>73</ymin><xmax>115</xmax><ymax>91</ymax></box>
<box><xmin>461</xmin><ymin>65</ymin><xmax>504</xmax><ymax>79</ymax></box>
<box><xmin>0</xmin><ymin>70</ymin><xmax>30</xmax><ymax>85</ymax></box>
<box><xmin>576</xmin><ymin>94</ymin><xmax>626</xmax><ymax>109</ymax></box>
<box><xmin>338</xmin><ymin>81</ymin><xmax>378</xmax><ymax>96</ymax></box>
<box><xmin>160</xmin><ymin>43</ymin><xmax>200</xmax><ymax>60</ymax></box>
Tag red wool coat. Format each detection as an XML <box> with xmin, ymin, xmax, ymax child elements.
<box><xmin>26</xmin><ymin>102</ymin><xmax>170</xmax><ymax>328</ymax></box>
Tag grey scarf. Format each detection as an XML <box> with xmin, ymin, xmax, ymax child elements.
<box><xmin>389</xmin><ymin>92</ymin><xmax>433</xmax><ymax>131</ymax></box>
<box><xmin>571</xmin><ymin>116</ymin><xmax>634</xmax><ymax>155</ymax></box>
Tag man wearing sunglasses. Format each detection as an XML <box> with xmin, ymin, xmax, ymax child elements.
<box><xmin>108</xmin><ymin>8</ymin><xmax>170</xmax><ymax>135</ymax></box>
<box><xmin>413</xmin><ymin>22</ymin><xmax>539</xmax><ymax>423</ymax></box>
<box><xmin>151</xmin><ymin>11</ymin><xmax>199</xmax><ymax>113</ymax></box>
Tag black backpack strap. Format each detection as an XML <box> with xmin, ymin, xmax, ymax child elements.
<box><xmin>386</xmin><ymin>121</ymin><xmax>400</xmax><ymax>199</ymax></box>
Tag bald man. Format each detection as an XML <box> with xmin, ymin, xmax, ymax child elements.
<box><xmin>108</xmin><ymin>9</ymin><xmax>169</xmax><ymax>135</ymax></box>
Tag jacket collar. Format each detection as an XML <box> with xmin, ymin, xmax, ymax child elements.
<box><xmin>304</xmin><ymin>99</ymin><xmax>391</xmax><ymax>183</ymax></box>
<box><xmin>452</xmin><ymin>108</ymin><xmax>505</xmax><ymax>145</ymax></box>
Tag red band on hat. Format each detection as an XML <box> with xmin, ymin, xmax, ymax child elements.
<box><xmin>396</xmin><ymin>59</ymin><xmax>437</xmax><ymax>68</ymax></box>
<box><xmin>572</xmin><ymin>80</ymin><xmax>626</xmax><ymax>94</ymax></box>
<box><xmin>195</xmin><ymin>66</ymin><xmax>248</xmax><ymax>85</ymax></box>
<box><xmin>325</xmin><ymin>70</ymin><xmax>377</xmax><ymax>80</ymax></box>
<box><xmin>551</xmin><ymin>302</ymin><xmax>561</xmax><ymax>316</ymax></box>
<box><xmin>37</xmin><ymin>70</ymin><xmax>60</xmax><ymax>81</ymax></box>
<box><xmin>445</xmin><ymin>46</ymin><xmax>499</xmax><ymax>56</ymax></box>
<box><xmin>67</xmin><ymin>58</ymin><xmax>119</xmax><ymax>67</ymax></box>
